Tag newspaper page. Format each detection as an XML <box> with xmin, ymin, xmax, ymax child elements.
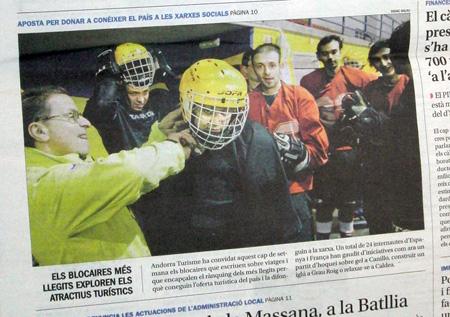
<box><xmin>1</xmin><ymin>0</ymin><xmax>449</xmax><ymax>316</ymax></box>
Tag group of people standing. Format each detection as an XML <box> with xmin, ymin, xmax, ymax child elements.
<box><xmin>299</xmin><ymin>23</ymin><xmax>422</xmax><ymax>240</ymax></box>
<box><xmin>240</xmin><ymin>21</ymin><xmax>422</xmax><ymax>241</ymax></box>
<box><xmin>22</xmin><ymin>21</ymin><xmax>423</xmax><ymax>266</ymax></box>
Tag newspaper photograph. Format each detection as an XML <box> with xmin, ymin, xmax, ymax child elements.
<box><xmin>1</xmin><ymin>0</ymin><xmax>450</xmax><ymax>316</ymax></box>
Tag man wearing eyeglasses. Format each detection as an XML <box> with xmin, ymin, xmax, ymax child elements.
<box><xmin>22</xmin><ymin>86</ymin><xmax>196</xmax><ymax>265</ymax></box>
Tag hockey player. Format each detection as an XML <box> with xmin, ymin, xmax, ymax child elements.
<box><xmin>359</xmin><ymin>40</ymin><xmax>410</xmax><ymax>233</ymax></box>
<box><xmin>300</xmin><ymin>35</ymin><xmax>376</xmax><ymax>239</ymax></box>
<box><xmin>364</xmin><ymin>40</ymin><xmax>410</xmax><ymax>115</ymax></box>
<box><xmin>248</xmin><ymin>43</ymin><xmax>329</xmax><ymax>242</ymax></box>
<box><xmin>84</xmin><ymin>42</ymin><xmax>176</xmax><ymax>154</ymax></box>
<box><xmin>135</xmin><ymin>59</ymin><xmax>304</xmax><ymax>254</ymax></box>
<box><xmin>342</xmin><ymin>23</ymin><xmax>423</xmax><ymax>233</ymax></box>
<box><xmin>384</xmin><ymin>22</ymin><xmax>423</xmax><ymax>231</ymax></box>
<box><xmin>300</xmin><ymin>35</ymin><xmax>376</xmax><ymax>101</ymax></box>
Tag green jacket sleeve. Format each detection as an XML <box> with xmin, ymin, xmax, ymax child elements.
<box><xmin>27</xmin><ymin>140</ymin><xmax>185</xmax><ymax>236</ymax></box>
<box><xmin>147</xmin><ymin>121</ymin><xmax>167</xmax><ymax>143</ymax></box>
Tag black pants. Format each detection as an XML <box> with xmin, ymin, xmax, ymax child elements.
<box><xmin>291</xmin><ymin>192</ymin><xmax>313</xmax><ymax>242</ymax></box>
<box><xmin>314</xmin><ymin>149</ymin><xmax>359</xmax><ymax>225</ymax></box>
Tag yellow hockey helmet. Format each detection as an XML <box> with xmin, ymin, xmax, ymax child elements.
<box><xmin>180</xmin><ymin>59</ymin><xmax>249</xmax><ymax>150</ymax></box>
<box><xmin>114</xmin><ymin>43</ymin><xmax>156</xmax><ymax>89</ymax></box>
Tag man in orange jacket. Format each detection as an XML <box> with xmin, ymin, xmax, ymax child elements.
<box><xmin>301</xmin><ymin>35</ymin><xmax>376</xmax><ymax>239</ymax></box>
<box><xmin>248</xmin><ymin>43</ymin><xmax>329</xmax><ymax>241</ymax></box>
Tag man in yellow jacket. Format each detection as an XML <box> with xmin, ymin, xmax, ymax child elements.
<box><xmin>22</xmin><ymin>86</ymin><xmax>195</xmax><ymax>266</ymax></box>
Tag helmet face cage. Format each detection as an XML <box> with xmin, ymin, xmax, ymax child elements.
<box><xmin>120</xmin><ymin>54</ymin><xmax>156</xmax><ymax>89</ymax></box>
<box><xmin>182</xmin><ymin>91</ymin><xmax>249</xmax><ymax>150</ymax></box>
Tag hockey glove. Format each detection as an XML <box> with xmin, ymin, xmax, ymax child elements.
<box><xmin>274</xmin><ymin>133</ymin><xmax>309</xmax><ymax>179</ymax></box>
<box><xmin>339</xmin><ymin>91</ymin><xmax>383</xmax><ymax>145</ymax></box>
<box><xmin>354</xmin><ymin>107</ymin><xmax>384</xmax><ymax>145</ymax></box>
<box><xmin>340</xmin><ymin>90</ymin><xmax>369</xmax><ymax>122</ymax></box>
<box><xmin>95</xmin><ymin>49</ymin><xmax>121</xmax><ymax>78</ymax></box>
<box><xmin>154</xmin><ymin>49</ymin><xmax>177</xmax><ymax>79</ymax></box>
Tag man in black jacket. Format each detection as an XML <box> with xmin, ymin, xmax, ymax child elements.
<box><xmin>134</xmin><ymin>59</ymin><xmax>303</xmax><ymax>254</ymax></box>
<box><xmin>343</xmin><ymin>22</ymin><xmax>423</xmax><ymax>233</ymax></box>
<box><xmin>384</xmin><ymin>21</ymin><xmax>423</xmax><ymax>231</ymax></box>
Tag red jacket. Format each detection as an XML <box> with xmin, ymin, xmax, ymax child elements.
<box><xmin>300</xmin><ymin>66</ymin><xmax>377</xmax><ymax>100</ymax></box>
<box><xmin>300</xmin><ymin>66</ymin><xmax>377</xmax><ymax>151</ymax></box>
<box><xmin>363</xmin><ymin>74</ymin><xmax>410</xmax><ymax>115</ymax></box>
<box><xmin>249</xmin><ymin>82</ymin><xmax>329</xmax><ymax>194</ymax></box>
